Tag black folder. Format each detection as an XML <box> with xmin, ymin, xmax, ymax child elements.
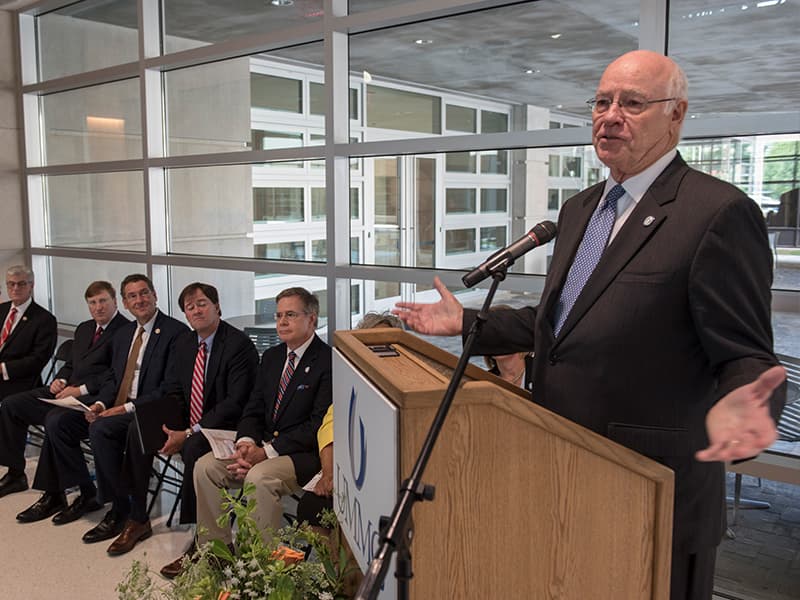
<box><xmin>133</xmin><ymin>393</ymin><xmax>186</xmax><ymax>454</ymax></box>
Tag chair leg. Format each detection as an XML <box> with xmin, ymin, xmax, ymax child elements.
<box><xmin>166</xmin><ymin>481</ymin><xmax>183</xmax><ymax>528</ymax></box>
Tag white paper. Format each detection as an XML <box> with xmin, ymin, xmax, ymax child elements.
<box><xmin>38</xmin><ymin>396</ymin><xmax>90</xmax><ymax>412</ymax></box>
<box><xmin>201</xmin><ymin>428</ymin><xmax>237</xmax><ymax>459</ymax></box>
<box><xmin>303</xmin><ymin>470</ymin><xmax>322</xmax><ymax>492</ymax></box>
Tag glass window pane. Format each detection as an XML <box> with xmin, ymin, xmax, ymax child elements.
<box><xmin>375</xmin><ymin>229</ymin><xmax>400</xmax><ymax>266</ymax></box>
<box><xmin>446</xmin><ymin>152</ymin><xmax>477</xmax><ymax>173</ymax></box>
<box><xmin>375</xmin><ymin>158</ymin><xmax>400</xmax><ymax>225</ymax></box>
<box><xmin>446</xmin><ymin>104</ymin><xmax>476</xmax><ymax>133</ymax></box>
<box><xmin>669</xmin><ymin>0</ymin><xmax>799</xmax><ymax>117</ymax></box>
<box><xmin>36</xmin><ymin>0</ymin><xmax>139</xmax><ymax>81</ymax></box>
<box><xmin>50</xmin><ymin>256</ymin><xmax>143</xmax><ymax>326</ymax></box>
<box><xmin>253</xmin><ymin>187</ymin><xmax>304</xmax><ymax>223</ymax></box>
<box><xmin>366</xmin><ymin>85</ymin><xmax>441</xmax><ymax>134</ymax></box>
<box><xmin>311</xmin><ymin>188</ymin><xmax>325</xmax><ymax>221</ymax></box>
<box><xmin>481</xmin><ymin>189</ymin><xmax>507</xmax><ymax>213</ymax></box>
<box><xmin>481</xmin><ymin>110</ymin><xmax>508</xmax><ymax>133</ymax></box>
<box><xmin>445</xmin><ymin>229</ymin><xmax>476</xmax><ymax>255</ymax></box>
<box><xmin>45</xmin><ymin>172</ymin><xmax>145</xmax><ymax>251</ymax></box>
<box><xmin>164</xmin><ymin>58</ymin><xmax>253</xmax><ymax>156</ymax></box>
<box><xmin>480</xmin><ymin>225</ymin><xmax>507</xmax><ymax>251</ymax></box>
<box><xmin>548</xmin><ymin>155</ymin><xmax>560</xmax><ymax>177</ymax></box>
<box><xmin>481</xmin><ymin>150</ymin><xmax>508</xmax><ymax>174</ymax></box>
<box><xmin>311</xmin><ymin>239</ymin><xmax>326</xmax><ymax>261</ymax></box>
<box><xmin>446</xmin><ymin>188</ymin><xmax>476</xmax><ymax>214</ymax></box>
<box><xmin>251</xmin><ymin>73</ymin><xmax>302</xmax><ymax>113</ymax></box>
<box><xmin>162</xmin><ymin>0</ymin><xmax>324</xmax><ymax>54</ymax></box>
<box><xmin>350</xmin><ymin>236</ymin><xmax>361</xmax><ymax>263</ymax></box>
<box><xmin>255</xmin><ymin>241</ymin><xmax>305</xmax><ymax>260</ymax></box>
<box><xmin>41</xmin><ymin>79</ymin><xmax>141</xmax><ymax>165</ymax></box>
<box><xmin>167</xmin><ymin>266</ymin><xmax>256</xmax><ymax>324</ymax></box>
<box><xmin>548</xmin><ymin>189</ymin><xmax>560</xmax><ymax>210</ymax></box>
<box><xmin>562</xmin><ymin>156</ymin><xmax>582</xmax><ymax>178</ymax></box>
<box><xmin>167</xmin><ymin>164</ymin><xmax>255</xmax><ymax>258</ymax></box>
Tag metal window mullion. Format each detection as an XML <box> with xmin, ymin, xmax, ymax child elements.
<box><xmin>639</xmin><ymin>0</ymin><xmax>669</xmax><ymax>54</ymax></box>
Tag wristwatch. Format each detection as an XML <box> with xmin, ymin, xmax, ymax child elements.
<box><xmin>185</xmin><ymin>428</ymin><xmax>193</xmax><ymax>439</ymax></box>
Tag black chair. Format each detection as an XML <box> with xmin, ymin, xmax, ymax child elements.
<box><xmin>146</xmin><ymin>453</ymin><xmax>184</xmax><ymax>527</ymax></box>
<box><xmin>243</xmin><ymin>327</ymin><xmax>280</xmax><ymax>354</ymax></box>
<box><xmin>27</xmin><ymin>339</ymin><xmax>74</xmax><ymax>450</ymax></box>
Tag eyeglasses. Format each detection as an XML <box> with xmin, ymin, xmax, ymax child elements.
<box><xmin>273</xmin><ymin>310</ymin><xmax>308</xmax><ymax>321</ymax></box>
<box><xmin>6</xmin><ymin>280</ymin><xmax>31</xmax><ymax>288</ymax></box>
<box><xmin>124</xmin><ymin>288</ymin><xmax>153</xmax><ymax>301</ymax></box>
<box><xmin>587</xmin><ymin>95</ymin><xmax>677</xmax><ymax>115</ymax></box>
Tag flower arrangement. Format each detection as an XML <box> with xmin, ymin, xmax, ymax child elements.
<box><xmin>117</xmin><ymin>483</ymin><xmax>355</xmax><ymax>600</ymax></box>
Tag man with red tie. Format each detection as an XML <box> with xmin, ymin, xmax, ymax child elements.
<box><xmin>184</xmin><ymin>287</ymin><xmax>331</xmax><ymax>570</ymax></box>
<box><xmin>0</xmin><ymin>265</ymin><xmax>57</xmax><ymax>404</ymax></box>
<box><xmin>0</xmin><ymin>281</ymin><xmax>128</xmax><ymax>517</ymax></box>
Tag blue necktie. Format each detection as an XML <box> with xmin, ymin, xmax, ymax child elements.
<box><xmin>552</xmin><ymin>184</ymin><xmax>626</xmax><ymax>337</ymax></box>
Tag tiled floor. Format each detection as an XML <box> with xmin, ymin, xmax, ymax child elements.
<box><xmin>1</xmin><ymin>460</ymin><xmax>798</xmax><ymax>599</ymax></box>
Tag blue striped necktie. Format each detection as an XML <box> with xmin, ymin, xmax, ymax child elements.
<box><xmin>552</xmin><ymin>183</ymin><xmax>626</xmax><ymax>337</ymax></box>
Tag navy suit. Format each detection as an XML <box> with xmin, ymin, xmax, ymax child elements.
<box><xmin>0</xmin><ymin>300</ymin><xmax>57</xmax><ymax>401</ymax></box>
<box><xmin>125</xmin><ymin>320</ymin><xmax>258</xmax><ymax>523</ymax></box>
<box><xmin>0</xmin><ymin>312</ymin><xmax>128</xmax><ymax>473</ymax></box>
<box><xmin>32</xmin><ymin>311</ymin><xmax>187</xmax><ymax>500</ymax></box>
<box><xmin>237</xmin><ymin>334</ymin><xmax>332</xmax><ymax>486</ymax></box>
<box><xmin>465</xmin><ymin>153</ymin><xmax>783</xmax><ymax>599</ymax></box>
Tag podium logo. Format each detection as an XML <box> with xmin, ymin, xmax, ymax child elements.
<box><xmin>348</xmin><ymin>387</ymin><xmax>367</xmax><ymax>490</ymax></box>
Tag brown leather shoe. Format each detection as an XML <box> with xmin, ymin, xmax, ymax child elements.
<box><xmin>160</xmin><ymin>540</ymin><xmax>198</xmax><ymax>579</ymax></box>
<box><xmin>106</xmin><ymin>519</ymin><xmax>152</xmax><ymax>555</ymax></box>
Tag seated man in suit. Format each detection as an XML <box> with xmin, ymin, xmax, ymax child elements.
<box><xmin>0</xmin><ymin>281</ymin><xmax>128</xmax><ymax>518</ymax></box>
<box><xmin>108</xmin><ymin>282</ymin><xmax>258</xmax><ymax>558</ymax></box>
<box><xmin>81</xmin><ymin>274</ymin><xmax>188</xmax><ymax>550</ymax></box>
<box><xmin>192</xmin><ymin>287</ymin><xmax>331</xmax><ymax>553</ymax></box>
<box><xmin>0</xmin><ymin>265</ymin><xmax>57</xmax><ymax>404</ymax></box>
<box><xmin>16</xmin><ymin>274</ymin><xmax>187</xmax><ymax>545</ymax></box>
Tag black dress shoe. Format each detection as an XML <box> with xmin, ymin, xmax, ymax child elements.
<box><xmin>0</xmin><ymin>471</ymin><xmax>28</xmax><ymax>498</ymax></box>
<box><xmin>52</xmin><ymin>494</ymin><xmax>103</xmax><ymax>525</ymax></box>
<box><xmin>16</xmin><ymin>492</ymin><xmax>67</xmax><ymax>523</ymax></box>
<box><xmin>82</xmin><ymin>510</ymin><xmax>126</xmax><ymax>544</ymax></box>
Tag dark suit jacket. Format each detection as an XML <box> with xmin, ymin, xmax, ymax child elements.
<box><xmin>56</xmin><ymin>312</ymin><xmax>130</xmax><ymax>398</ymax></box>
<box><xmin>165</xmin><ymin>320</ymin><xmax>259</xmax><ymax>429</ymax></box>
<box><xmin>237</xmin><ymin>334</ymin><xmax>332</xmax><ymax>485</ymax></box>
<box><xmin>93</xmin><ymin>310</ymin><xmax>188</xmax><ymax>408</ymax></box>
<box><xmin>0</xmin><ymin>300</ymin><xmax>57</xmax><ymax>399</ymax></box>
<box><xmin>467</xmin><ymin>153</ymin><xmax>783</xmax><ymax>552</ymax></box>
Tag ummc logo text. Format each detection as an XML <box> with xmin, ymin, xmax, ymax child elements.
<box><xmin>348</xmin><ymin>387</ymin><xmax>367</xmax><ymax>490</ymax></box>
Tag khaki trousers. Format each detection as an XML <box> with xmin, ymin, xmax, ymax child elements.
<box><xmin>193</xmin><ymin>451</ymin><xmax>300</xmax><ymax>545</ymax></box>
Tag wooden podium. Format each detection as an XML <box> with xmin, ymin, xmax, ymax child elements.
<box><xmin>334</xmin><ymin>328</ymin><xmax>674</xmax><ymax>600</ymax></box>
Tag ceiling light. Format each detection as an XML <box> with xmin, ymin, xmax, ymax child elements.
<box><xmin>271</xmin><ymin>0</ymin><xmax>294</xmax><ymax>6</ymax></box>
<box><xmin>363</xmin><ymin>70</ymin><xmax>372</xmax><ymax>83</ymax></box>
<box><xmin>524</xmin><ymin>68</ymin><xmax>540</xmax><ymax>74</ymax></box>
<box><xmin>415</xmin><ymin>39</ymin><xmax>433</xmax><ymax>45</ymax></box>
<box><xmin>756</xmin><ymin>0</ymin><xmax>779</xmax><ymax>7</ymax></box>
<box><xmin>550</xmin><ymin>33</ymin><xmax>562</xmax><ymax>39</ymax></box>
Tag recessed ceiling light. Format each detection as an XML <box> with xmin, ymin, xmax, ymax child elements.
<box><xmin>271</xmin><ymin>0</ymin><xmax>294</xmax><ymax>6</ymax></box>
<box><xmin>524</xmin><ymin>68</ymin><xmax>540</xmax><ymax>74</ymax></box>
<box><xmin>550</xmin><ymin>33</ymin><xmax>562</xmax><ymax>39</ymax></box>
<box><xmin>415</xmin><ymin>39</ymin><xmax>433</xmax><ymax>45</ymax></box>
<box><xmin>363</xmin><ymin>70</ymin><xmax>372</xmax><ymax>83</ymax></box>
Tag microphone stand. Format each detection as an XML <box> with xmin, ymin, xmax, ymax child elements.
<box><xmin>354</xmin><ymin>269</ymin><xmax>508</xmax><ymax>600</ymax></box>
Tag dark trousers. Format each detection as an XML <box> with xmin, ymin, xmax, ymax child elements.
<box><xmin>89</xmin><ymin>412</ymin><xmax>155</xmax><ymax>520</ymax></box>
<box><xmin>33</xmin><ymin>407</ymin><xmax>93</xmax><ymax>493</ymax></box>
<box><xmin>670</xmin><ymin>545</ymin><xmax>717</xmax><ymax>600</ymax></box>
<box><xmin>177</xmin><ymin>433</ymin><xmax>211</xmax><ymax>525</ymax></box>
<box><xmin>0</xmin><ymin>387</ymin><xmax>53</xmax><ymax>472</ymax></box>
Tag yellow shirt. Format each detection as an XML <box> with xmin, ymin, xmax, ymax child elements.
<box><xmin>318</xmin><ymin>404</ymin><xmax>333</xmax><ymax>451</ymax></box>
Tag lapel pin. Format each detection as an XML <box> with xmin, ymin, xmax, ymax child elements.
<box><xmin>155</xmin><ymin>328</ymin><xmax>161</xmax><ymax>334</ymax></box>
<box><xmin>305</xmin><ymin>366</ymin><xmax>310</xmax><ymax>373</ymax></box>
<box><xmin>643</xmin><ymin>216</ymin><xmax>655</xmax><ymax>227</ymax></box>
<box><xmin>22</xmin><ymin>316</ymin><xmax>28</xmax><ymax>321</ymax></box>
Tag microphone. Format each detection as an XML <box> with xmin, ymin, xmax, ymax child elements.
<box><xmin>462</xmin><ymin>220</ymin><xmax>557</xmax><ymax>288</ymax></box>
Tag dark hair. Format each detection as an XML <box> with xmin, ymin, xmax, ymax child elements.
<box><xmin>179</xmin><ymin>282</ymin><xmax>221</xmax><ymax>316</ymax></box>
<box><xmin>84</xmin><ymin>280</ymin><xmax>116</xmax><ymax>301</ymax></box>
<box><xmin>356</xmin><ymin>311</ymin><xmax>403</xmax><ymax>330</ymax></box>
<box><xmin>120</xmin><ymin>273</ymin><xmax>155</xmax><ymax>297</ymax></box>
<box><xmin>276</xmin><ymin>287</ymin><xmax>319</xmax><ymax>318</ymax></box>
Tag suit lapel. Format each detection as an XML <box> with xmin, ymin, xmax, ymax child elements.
<box><xmin>204</xmin><ymin>323</ymin><xmax>225</xmax><ymax>401</ymax></box>
<box><xmin>552</xmin><ymin>155</ymin><xmax>689</xmax><ymax>343</ymax></box>
<box><xmin>272</xmin><ymin>337</ymin><xmax>317</xmax><ymax>423</ymax></box>
<box><xmin>2</xmin><ymin>302</ymin><xmax>36</xmax><ymax>350</ymax></box>
<box><xmin>139</xmin><ymin>311</ymin><xmax>162</xmax><ymax>382</ymax></box>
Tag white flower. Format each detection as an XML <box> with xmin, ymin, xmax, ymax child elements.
<box><xmin>319</xmin><ymin>592</ymin><xmax>334</xmax><ymax>600</ymax></box>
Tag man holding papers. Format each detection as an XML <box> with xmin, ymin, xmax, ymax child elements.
<box><xmin>0</xmin><ymin>281</ymin><xmax>127</xmax><ymax>519</ymax></box>
<box><xmin>109</xmin><ymin>282</ymin><xmax>258</xmax><ymax>560</ymax></box>
<box><xmin>163</xmin><ymin>287</ymin><xmax>331</xmax><ymax>578</ymax></box>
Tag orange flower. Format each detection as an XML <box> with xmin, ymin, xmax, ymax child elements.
<box><xmin>217</xmin><ymin>592</ymin><xmax>231</xmax><ymax>600</ymax></box>
<box><xmin>270</xmin><ymin>545</ymin><xmax>306</xmax><ymax>565</ymax></box>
